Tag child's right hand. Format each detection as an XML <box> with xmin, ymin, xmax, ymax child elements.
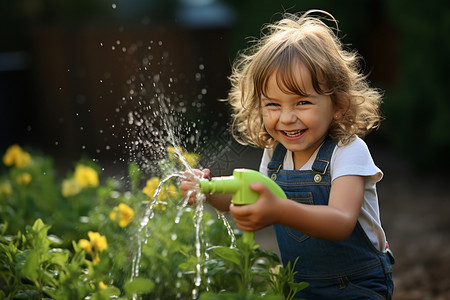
<box><xmin>180</xmin><ymin>168</ymin><xmax>211</xmax><ymax>204</ymax></box>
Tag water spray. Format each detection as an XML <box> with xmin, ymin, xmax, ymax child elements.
<box><xmin>199</xmin><ymin>169</ymin><xmax>286</xmax><ymax>245</ymax></box>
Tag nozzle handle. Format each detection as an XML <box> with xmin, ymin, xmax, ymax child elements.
<box><xmin>199</xmin><ymin>176</ymin><xmax>240</xmax><ymax>194</ymax></box>
<box><xmin>199</xmin><ymin>169</ymin><xmax>286</xmax><ymax>247</ymax></box>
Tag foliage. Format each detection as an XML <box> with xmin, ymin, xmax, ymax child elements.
<box><xmin>381</xmin><ymin>1</ymin><xmax>450</xmax><ymax>169</ymax></box>
<box><xmin>0</xmin><ymin>219</ymin><xmax>119</xmax><ymax>300</ymax></box>
<box><xmin>0</xmin><ymin>144</ymin><xmax>306</xmax><ymax>299</ymax></box>
<box><xmin>202</xmin><ymin>241</ymin><xmax>308</xmax><ymax>300</ymax></box>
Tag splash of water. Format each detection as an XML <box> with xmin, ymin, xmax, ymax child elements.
<box><xmin>194</xmin><ymin>193</ymin><xmax>205</xmax><ymax>287</ymax></box>
<box><xmin>131</xmin><ymin>172</ymin><xmax>183</xmax><ymax>281</ymax></box>
<box><xmin>130</xmin><ymin>152</ymin><xmax>219</xmax><ymax>300</ymax></box>
<box><xmin>107</xmin><ymin>39</ymin><xmax>235</xmax><ymax>299</ymax></box>
<box><xmin>217</xmin><ymin>211</ymin><xmax>237</xmax><ymax>248</ymax></box>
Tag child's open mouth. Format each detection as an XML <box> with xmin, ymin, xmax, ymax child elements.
<box><xmin>282</xmin><ymin>129</ymin><xmax>307</xmax><ymax>138</ymax></box>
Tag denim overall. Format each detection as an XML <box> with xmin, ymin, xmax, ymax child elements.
<box><xmin>267</xmin><ymin>139</ymin><xmax>394</xmax><ymax>299</ymax></box>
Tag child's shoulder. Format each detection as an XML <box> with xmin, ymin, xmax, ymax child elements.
<box><xmin>333</xmin><ymin>136</ymin><xmax>375</xmax><ymax>166</ymax></box>
<box><xmin>332</xmin><ymin>136</ymin><xmax>381</xmax><ymax>180</ymax></box>
<box><xmin>336</xmin><ymin>135</ymin><xmax>370</xmax><ymax>154</ymax></box>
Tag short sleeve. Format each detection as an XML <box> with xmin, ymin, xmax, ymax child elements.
<box><xmin>331</xmin><ymin>137</ymin><xmax>383</xmax><ymax>183</ymax></box>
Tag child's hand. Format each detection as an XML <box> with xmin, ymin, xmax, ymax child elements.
<box><xmin>180</xmin><ymin>168</ymin><xmax>210</xmax><ymax>204</ymax></box>
<box><xmin>229</xmin><ymin>182</ymin><xmax>282</xmax><ymax>231</ymax></box>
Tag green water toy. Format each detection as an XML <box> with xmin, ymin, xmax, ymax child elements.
<box><xmin>199</xmin><ymin>168</ymin><xmax>286</xmax><ymax>245</ymax></box>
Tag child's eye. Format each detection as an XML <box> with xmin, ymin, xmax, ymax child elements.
<box><xmin>297</xmin><ymin>100</ymin><xmax>311</xmax><ymax>105</ymax></box>
<box><xmin>264</xmin><ymin>102</ymin><xmax>280</xmax><ymax>107</ymax></box>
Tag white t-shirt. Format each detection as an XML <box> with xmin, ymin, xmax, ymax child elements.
<box><xmin>259</xmin><ymin>136</ymin><xmax>387</xmax><ymax>252</ymax></box>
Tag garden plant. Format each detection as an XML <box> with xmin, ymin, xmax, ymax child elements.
<box><xmin>0</xmin><ymin>144</ymin><xmax>308</xmax><ymax>299</ymax></box>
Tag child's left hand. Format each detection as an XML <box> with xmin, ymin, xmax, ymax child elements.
<box><xmin>229</xmin><ymin>182</ymin><xmax>282</xmax><ymax>231</ymax></box>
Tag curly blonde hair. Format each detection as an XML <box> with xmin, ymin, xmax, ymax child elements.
<box><xmin>227</xmin><ymin>10</ymin><xmax>382</xmax><ymax>148</ymax></box>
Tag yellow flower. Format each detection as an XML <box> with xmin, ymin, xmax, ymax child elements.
<box><xmin>167</xmin><ymin>146</ymin><xmax>183</xmax><ymax>156</ymax></box>
<box><xmin>183</xmin><ymin>153</ymin><xmax>200</xmax><ymax>167</ymax></box>
<box><xmin>3</xmin><ymin>144</ymin><xmax>31</xmax><ymax>168</ymax></box>
<box><xmin>153</xmin><ymin>202</ymin><xmax>166</xmax><ymax>211</ymax></box>
<box><xmin>79</xmin><ymin>238</ymin><xmax>92</xmax><ymax>253</ymax></box>
<box><xmin>2</xmin><ymin>145</ymin><xmax>19</xmax><ymax>166</ymax></box>
<box><xmin>61</xmin><ymin>178</ymin><xmax>82</xmax><ymax>197</ymax></box>
<box><xmin>167</xmin><ymin>184</ymin><xmax>178</xmax><ymax>199</ymax></box>
<box><xmin>74</xmin><ymin>165</ymin><xmax>99</xmax><ymax>188</ymax></box>
<box><xmin>88</xmin><ymin>231</ymin><xmax>108</xmax><ymax>252</ymax></box>
<box><xmin>109</xmin><ymin>210</ymin><xmax>117</xmax><ymax>221</ymax></box>
<box><xmin>117</xmin><ymin>203</ymin><xmax>134</xmax><ymax>227</ymax></box>
<box><xmin>80</xmin><ymin>232</ymin><xmax>107</xmax><ymax>265</ymax></box>
<box><xmin>99</xmin><ymin>281</ymin><xmax>108</xmax><ymax>290</ymax></box>
<box><xmin>143</xmin><ymin>177</ymin><xmax>160</xmax><ymax>198</ymax></box>
<box><xmin>16</xmin><ymin>173</ymin><xmax>31</xmax><ymax>185</ymax></box>
<box><xmin>0</xmin><ymin>182</ymin><xmax>12</xmax><ymax>196</ymax></box>
<box><xmin>92</xmin><ymin>253</ymin><xmax>100</xmax><ymax>265</ymax></box>
<box><xmin>158</xmin><ymin>186</ymin><xmax>166</xmax><ymax>201</ymax></box>
<box><xmin>15</xmin><ymin>151</ymin><xmax>31</xmax><ymax>168</ymax></box>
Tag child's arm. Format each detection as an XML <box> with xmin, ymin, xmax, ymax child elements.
<box><xmin>229</xmin><ymin>175</ymin><xmax>364</xmax><ymax>241</ymax></box>
<box><xmin>180</xmin><ymin>169</ymin><xmax>232</xmax><ymax>212</ymax></box>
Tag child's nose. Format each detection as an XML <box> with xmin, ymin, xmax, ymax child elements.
<box><xmin>279</xmin><ymin>108</ymin><xmax>297</xmax><ymax>124</ymax></box>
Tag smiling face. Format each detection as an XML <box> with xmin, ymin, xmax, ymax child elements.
<box><xmin>262</xmin><ymin>63</ymin><xmax>342</xmax><ymax>168</ymax></box>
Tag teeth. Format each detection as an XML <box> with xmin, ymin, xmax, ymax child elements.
<box><xmin>284</xmin><ymin>130</ymin><xmax>304</xmax><ymax>137</ymax></box>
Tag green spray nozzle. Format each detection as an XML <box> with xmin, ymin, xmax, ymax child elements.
<box><xmin>199</xmin><ymin>169</ymin><xmax>286</xmax><ymax>245</ymax></box>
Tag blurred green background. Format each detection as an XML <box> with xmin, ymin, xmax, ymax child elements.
<box><xmin>1</xmin><ymin>0</ymin><xmax>449</xmax><ymax>170</ymax></box>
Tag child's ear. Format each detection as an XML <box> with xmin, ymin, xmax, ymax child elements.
<box><xmin>333</xmin><ymin>97</ymin><xmax>350</xmax><ymax>120</ymax></box>
<box><xmin>333</xmin><ymin>106</ymin><xmax>346</xmax><ymax>120</ymax></box>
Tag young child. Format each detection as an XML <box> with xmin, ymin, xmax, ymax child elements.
<box><xmin>181</xmin><ymin>10</ymin><xmax>394</xmax><ymax>299</ymax></box>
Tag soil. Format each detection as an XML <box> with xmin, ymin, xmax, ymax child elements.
<box><xmin>226</xmin><ymin>142</ymin><xmax>450</xmax><ymax>300</ymax></box>
<box><xmin>373</xmin><ymin>146</ymin><xmax>450</xmax><ymax>300</ymax></box>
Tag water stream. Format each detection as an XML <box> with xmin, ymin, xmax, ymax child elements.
<box><xmin>102</xmin><ymin>35</ymin><xmax>237</xmax><ymax>299</ymax></box>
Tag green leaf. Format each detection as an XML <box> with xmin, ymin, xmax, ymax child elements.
<box><xmin>0</xmin><ymin>222</ymin><xmax>7</xmax><ymax>235</ymax></box>
<box><xmin>289</xmin><ymin>281</ymin><xmax>309</xmax><ymax>293</ymax></box>
<box><xmin>21</xmin><ymin>250</ymin><xmax>40</xmax><ymax>282</ymax></box>
<box><xmin>28</xmin><ymin>219</ymin><xmax>51</xmax><ymax>251</ymax></box>
<box><xmin>47</xmin><ymin>234</ymin><xmax>63</xmax><ymax>246</ymax></box>
<box><xmin>31</xmin><ymin>219</ymin><xmax>49</xmax><ymax>236</ymax></box>
<box><xmin>91</xmin><ymin>286</ymin><xmax>121</xmax><ymax>300</ymax></box>
<box><xmin>46</xmin><ymin>248</ymin><xmax>70</xmax><ymax>266</ymax></box>
<box><xmin>199</xmin><ymin>292</ymin><xmax>238</xmax><ymax>300</ymax></box>
<box><xmin>128</xmin><ymin>162</ymin><xmax>141</xmax><ymax>193</ymax></box>
<box><xmin>211</xmin><ymin>247</ymin><xmax>242</xmax><ymax>267</ymax></box>
<box><xmin>12</xmin><ymin>284</ymin><xmax>40</xmax><ymax>299</ymax></box>
<box><xmin>124</xmin><ymin>278</ymin><xmax>155</xmax><ymax>296</ymax></box>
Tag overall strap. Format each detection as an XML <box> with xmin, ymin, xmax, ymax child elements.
<box><xmin>267</xmin><ymin>143</ymin><xmax>287</xmax><ymax>181</ymax></box>
<box><xmin>267</xmin><ymin>138</ymin><xmax>337</xmax><ymax>176</ymax></box>
<box><xmin>267</xmin><ymin>142</ymin><xmax>287</xmax><ymax>171</ymax></box>
<box><xmin>311</xmin><ymin>138</ymin><xmax>337</xmax><ymax>174</ymax></box>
